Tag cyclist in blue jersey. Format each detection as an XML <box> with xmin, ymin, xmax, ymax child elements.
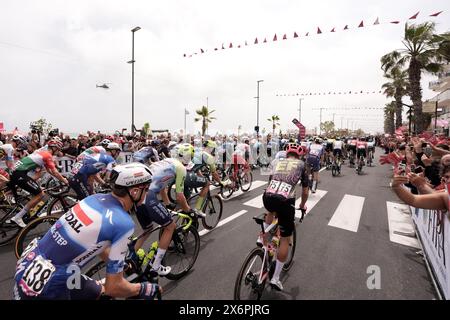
<box><xmin>69</xmin><ymin>142</ymin><xmax>121</xmax><ymax>201</ymax></box>
<box><xmin>132</xmin><ymin>145</ymin><xmax>159</xmax><ymax>165</ymax></box>
<box><xmin>13</xmin><ymin>163</ymin><xmax>161</xmax><ymax>300</ymax></box>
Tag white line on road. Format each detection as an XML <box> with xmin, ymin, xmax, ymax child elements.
<box><xmin>221</xmin><ymin>180</ymin><xmax>267</xmax><ymax>201</ymax></box>
<box><xmin>199</xmin><ymin>210</ymin><xmax>248</xmax><ymax>237</ymax></box>
<box><xmin>328</xmin><ymin>194</ymin><xmax>365</xmax><ymax>232</ymax></box>
<box><xmin>319</xmin><ymin>167</ymin><xmax>326</xmax><ymax>172</ymax></box>
<box><xmin>386</xmin><ymin>201</ymin><xmax>420</xmax><ymax>249</ymax></box>
<box><xmin>295</xmin><ymin>189</ymin><xmax>328</xmax><ymax>218</ymax></box>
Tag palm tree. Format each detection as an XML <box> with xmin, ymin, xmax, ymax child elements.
<box><xmin>435</xmin><ymin>32</ymin><xmax>450</xmax><ymax>63</ymax></box>
<box><xmin>194</xmin><ymin>106</ymin><xmax>216</xmax><ymax>136</ymax></box>
<box><xmin>267</xmin><ymin>115</ymin><xmax>280</xmax><ymax>136</ymax></box>
<box><xmin>384</xmin><ymin>102</ymin><xmax>396</xmax><ymax>134</ymax></box>
<box><xmin>381</xmin><ymin>22</ymin><xmax>445</xmax><ymax>133</ymax></box>
<box><xmin>142</xmin><ymin>122</ymin><xmax>150</xmax><ymax>137</ymax></box>
<box><xmin>381</xmin><ymin>67</ymin><xmax>408</xmax><ymax>129</ymax></box>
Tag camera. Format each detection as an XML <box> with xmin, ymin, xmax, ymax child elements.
<box><xmin>48</xmin><ymin>128</ymin><xmax>59</xmax><ymax>137</ymax></box>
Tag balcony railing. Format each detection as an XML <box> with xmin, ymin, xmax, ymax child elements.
<box><xmin>429</xmin><ymin>80</ymin><xmax>442</xmax><ymax>89</ymax></box>
<box><xmin>438</xmin><ymin>71</ymin><xmax>450</xmax><ymax>79</ymax></box>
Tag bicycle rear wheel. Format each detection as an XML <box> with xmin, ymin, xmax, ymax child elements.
<box><xmin>164</xmin><ymin>224</ymin><xmax>200</xmax><ymax>280</ymax></box>
<box><xmin>0</xmin><ymin>204</ymin><xmax>22</xmax><ymax>246</ymax></box>
<box><xmin>331</xmin><ymin>164</ymin><xmax>337</xmax><ymax>177</ymax></box>
<box><xmin>282</xmin><ymin>227</ymin><xmax>297</xmax><ymax>271</ymax></box>
<box><xmin>15</xmin><ymin>215</ymin><xmax>59</xmax><ymax>258</ymax></box>
<box><xmin>240</xmin><ymin>171</ymin><xmax>253</xmax><ymax>192</ymax></box>
<box><xmin>201</xmin><ymin>194</ymin><xmax>223</xmax><ymax>230</ymax></box>
<box><xmin>234</xmin><ymin>247</ymin><xmax>266</xmax><ymax>300</ymax></box>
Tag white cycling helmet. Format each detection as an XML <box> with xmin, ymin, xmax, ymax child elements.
<box><xmin>106</xmin><ymin>142</ymin><xmax>122</xmax><ymax>151</ymax></box>
<box><xmin>110</xmin><ymin>163</ymin><xmax>152</xmax><ymax>188</ymax></box>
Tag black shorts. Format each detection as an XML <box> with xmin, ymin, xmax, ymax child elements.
<box><xmin>136</xmin><ymin>190</ymin><xmax>173</xmax><ymax>229</ymax></box>
<box><xmin>69</xmin><ymin>174</ymin><xmax>91</xmax><ymax>201</ymax></box>
<box><xmin>184</xmin><ymin>172</ymin><xmax>208</xmax><ymax>189</ymax></box>
<box><xmin>333</xmin><ymin>149</ymin><xmax>342</xmax><ymax>157</ymax></box>
<box><xmin>262</xmin><ymin>193</ymin><xmax>295</xmax><ymax>237</ymax></box>
<box><xmin>325</xmin><ymin>144</ymin><xmax>333</xmax><ymax>152</ymax></box>
<box><xmin>357</xmin><ymin>149</ymin><xmax>366</xmax><ymax>158</ymax></box>
<box><xmin>9</xmin><ymin>170</ymin><xmax>41</xmax><ymax>196</ymax></box>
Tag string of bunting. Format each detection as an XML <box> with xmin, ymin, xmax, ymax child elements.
<box><xmin>276</xmin><ymin>90</ymin><xmax>382</xmax><ymax>96</ymax></box>
<box><xmin>183</xmin><ymin>10</ymin><xmax>443</xmax><ymax>58</ymax></box>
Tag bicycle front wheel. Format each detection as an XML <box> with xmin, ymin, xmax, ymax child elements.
<box><xmin>234</xmin><ymin>247</ymin><xmax>266</xmax><ymax>300</ymax></box>
<box><xmin>46</xmin><ymin>194</ymin><xmax>78</xmax><ymax>216</ymax></box>
<box><xmin>164</xmin><ymin>224</ymin><xmax>200</xmax><ymax>280</ymax></box>
<box><xmin>201</xmin><ymin>195</ymin><xmax>223</xmax><ymax>230</ymax></box>
<box><xmin>0</xmin><ymin>205</ymin><xmax>22</xmax><ymax>246</ymax></box>
<box><xmin>15</xmin><ymin>215</ymin><xmax>59</xmax><ymax>259</ymax></box>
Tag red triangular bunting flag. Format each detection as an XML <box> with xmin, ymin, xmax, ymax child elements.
<box><xmin>305</xmin><ymin>32</ymin><xmax>309</xmax><ymax>36</ymax></box>
<box><xmin>245</xmin><ymin>41</ymin><xmax>248</xmax><ymax>46</ymax></box>
<box><xmin>262</xmin><ymin>38</ymin><xmax>266</xmax><ymax>43</ymax></box>
<box><xmin>254</xmin><ymin>38</ymin><xmax>258</xmax><ymax>44</ymax></box>
<box><xmin>331</xmin><ymin>27</ymin><xmax>335</xmax><ymax>32</ymax></box>
<box><xmin>409</xmin><ymin>11</ymin><xmax>420</xmax><ymax>19</ymax></box>
<box><xmin>189</xmin><ymin>55</ymin><xmax>192</xmax><ymax>58</ymax></box>
<box><xmin>273</xmin><ymin>34</ymin><xmax>277</xmax><ymax>41</ymax></box>
<box><xmin>200</xmin><ymin>49</ymin><xmax>204</xmax><ymax>53</ymax></box>
<box><xmin>183</xmin><ymin>54</ymin><xmax>186</xmax><ymax>57</ymax></box>
<box><xmin>283</xmin><ymin>34</ymin><xmax>287</xmax><ymax>40</ymax></box>
<box><xmin>358</xmin><ymin>20</ymin><xmax>364</xmax><ymax>28</ymax></box>
<box><xmin>430</xmin><ymin>11</ymin><xmax>443</xmax><ymax>17</ymax></box>
<box><xmin>374</xmin><ymin>17</ymin><xmax>380</xmax><ymax>25</ymax></box>
<box><xmin>294</xmin><ymin>32</ymin><xmax>299</xmax><ymax>38</ymax></box>
<box><xmin>194</xmin><ymin>53</ymin><xmax>197</xmax><ymax>55</ymax></box>
<box><xmin>317</xmin><ymin>27</ymin><xmax>322</xmax><ymax>34</ymax></box>
<box><xmin>229</xmin><ymin>43</ymin><xmax>233</xmax><ymax>48</ymax></box>
<box><xmin>390</xmin><ymin>21</ymin><xmax>400</xmax><ymax>24</ymax></box>
<box><xmin>344</xmin><ymin>25</ymin><xmax>349</xmax><ymax>30</ymax></box>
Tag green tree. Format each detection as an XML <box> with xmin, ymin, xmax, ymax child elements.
<box><xmin>142</xmin><ymin>122</ymin><xmax>151</xmax><ymax>137</ymax></box>
<box><xmin>31</xmin><ymin>118</ymin><xmax>52</xmax><ymax>134</ymax></box>
<box><xmin>195</xmin><ymin>106</ymin><xmax>216</xmax><ymax>136</ymax></box>
<box><xmin>380</xmin><ymin>22</ymin><xmax>445</xmax><ymax>133</ymax></box>
<box><xmin>267</xmin><ymin>115</ymin><xmax>280</xmax><ymax>136</ymax></box>
<box><xmin>381</xmin><ymin>65</ymin><xmax>409</xmax><ymax>129</ymax></box>
<box><xmin>435</xmin><ymin>31</ymin><xmax>450</xmax><ymax>63</ymax></box>
<box><xmin>384</xmin><ymin>102</ymin><xmax>396</xmax><ymax>134</ymax></box>
<box><xmin>320</xmin><ymin>121</ymin><xmax>335</xmax><ymax>135</ymax></box>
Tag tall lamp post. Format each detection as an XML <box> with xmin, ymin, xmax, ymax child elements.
<box><xmin>128</xmin><ymin>26</ymin><xmax>141</xmax><ymax>133</ymax></box>
<box><xmin>255</xmin><ymin>80</ymin><xmax>264</xmax><ymax>137</ymax></box>
<box><xmin>298</xmin><ymin>98</ymin><xmax>304</xmax><ymax>122</ymax></box>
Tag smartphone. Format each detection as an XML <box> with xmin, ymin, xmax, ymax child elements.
<box><xmin>398</xmin><ymin>163</ymin><xmax>407</xmax><ymax>176</ymax></box>
<box><xmin>424</xmin><ymin>146</ymin><xmax>432</xmax><ymax>157</ymax></box>
<box><xmin>414</xmin><ymin>166</ymin><xmax>424</xmax><ymax>174</ymax></box>
<box><xmin>422</xmin><ymin>142</ymin><xmax>428</xmax><ymax>148</ymax></box>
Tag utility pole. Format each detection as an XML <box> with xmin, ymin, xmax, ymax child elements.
<box><xmin>298</xmin><ymin>98</ymin><xmax>304</xmax><ymax>122</ymax></box>
<box><xmin>255</xmin><ymin>80</ymin><xmax>264</xmax><ymax>137</ymax></box>
<box><xmin>341</xmin><ymin>117</ymin><xmax>343</xmax><ymax>130</ymax></box>
<box><xmin>319</xmin><ymin>107</ymin><xmax>324</xmax><ymax>135</ymax></box>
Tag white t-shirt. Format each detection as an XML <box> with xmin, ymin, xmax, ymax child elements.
<box><xmin>333</xmin><ymin>141</ymin><xmax>344</xmax><ymax>150</ymax></box>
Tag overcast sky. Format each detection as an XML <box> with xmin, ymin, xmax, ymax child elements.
<box><xmin>1</xmin><ymin>0</ymin><xmax>449</xmax><ymax>136</ymax></box>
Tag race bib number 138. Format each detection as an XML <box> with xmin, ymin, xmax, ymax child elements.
<box><xmin>20</xmin><ymin>256</ymin><xmax>55</xmax><ymax>296</ymax></box>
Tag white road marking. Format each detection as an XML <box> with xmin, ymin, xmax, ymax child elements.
<box><xmin>319</xmin><ymin>167</ymin><xmax>326</xmax><ymax>172</ymax></box>
<box><xmin>199</xmin><ymin>210</ymin><xmax>248</xmax><ymax>236</ymax></box>
<box><xmin>328</xmin><ymin>194</ymin><xmax>365</xmax><ymax>232</ymax></box>
<box><xmin>295</xmin><ymin>189</ymin><xmax>328</xmax><ymax>218</ymax></box>
<box><xmin>386</xmin><ymin>201</ymin><xmax>420</xmax><ymax>249</ymax></box>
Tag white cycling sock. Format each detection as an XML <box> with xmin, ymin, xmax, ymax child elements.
<box><xmin>263</xmin><ymin>222</ymin><xmax>270</xmax><ymax>232</ymax></box>
<box><xmin>151</xmin><ymin>248</ymin><xmax>167</xmax><ymax>270</ymax></box>
<box><xmin>272</xmin><ymin>259</ymin><xmax>284</xmax><ymax>281</ymax></box>
<box><xmin>13</xmin><ymin>207</ymin><xmax>29</xmax><ymax>220</ymax></box>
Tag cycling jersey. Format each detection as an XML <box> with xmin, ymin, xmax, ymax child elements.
<box><xmin>333</xmin><ymin>141</ymin><xmax>344</xmax><ymax>150</ymax></box>
<box><xmin>149</xmin><ymin>158</ymin><xmax>186</xmax><ymax>194</ymax></box>
<box><xmin>267</xmin><ymin>158</ymin><xmax>309</xmax><ymax>199</ymax></box>
<box><xmin>0</xmin><ymin>144</ymin><xmax>15</xmax><ymax>161</ymax></box>
<box><xmin>192</xmin><ymin>150</ymin><xmax>216</xmax><ymax>173</ymax></box>
<box><xmin>357</xmin><ymin>141</ymin><xmax>368</xmax><ymax>149</ymax></box>
<box><xmin>309</xmin><ymin>144</ymin><xmax>324</xmax><ymax>158</ymax></box>
<box><xmin>72</xmin><ymin>153</ymin><xmax>115</xmax><ymax>176</ymax></box>
<box><xmin>14</xmin><ymin>150</ymin><xmax>56</xmax><ymax>172</ymax></box>
<box><xmin>349</xmin><ymin>140</ymin><xmax>358</xmax><ymax>146</ymax></box>
<box><xmin>132</xmin><ymin>147</ymin><xmax>159</xmax><ymax>164</ymax></box>
<box><xmin>367</xmin><ymin>141</ymin><xmax>375</xmax><ymax>148</ymax></box>
<box><xmin>14</xmin><ymin>194</ymin><xmax>134</xmax><ymax>299</ymax></box>
<box><xmin>76</xmin><ymin>146</ymin><xmax>106</xmax><ymax>162</ymax></box>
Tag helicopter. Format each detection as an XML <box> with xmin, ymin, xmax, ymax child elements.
<box><xmin>96</xmin><ymin>83</ymin><xmax>111</xmax><ymax>89</ymax></box>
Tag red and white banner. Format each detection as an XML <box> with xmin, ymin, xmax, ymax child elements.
<box><xmin>0</xmin><ymin>122</ymin><xmax>4</xmax><ymax>132</ymax></box>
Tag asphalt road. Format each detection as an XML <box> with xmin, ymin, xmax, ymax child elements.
<box><xmin>0</xmin><ymin>147</ymin><xmax>438</xmax><ymax>300</ymax></box>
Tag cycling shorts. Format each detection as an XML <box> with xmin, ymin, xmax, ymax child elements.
<box><xmin>262</xmin><ymin>193</ymin><xmax>295</xmax><ymax>237</ymax></box>
<box><xmin>136</xmin><ymin>190</ymin><xmax>173</xmax><ymax>229</ymax></box>
<box><xmin>306</xmin><ymin>155</ymin><xmax>320</xmax><ymax>172</ymax></box>
<box><xmin>9</xmin><ymin>171</ymin><xmax>41</xmax><ymax>196</ymax></box>
<box><xmin>333</xmin><ymin>149</ymin><xmax>342</xmax><ymax>157</ymax></box>
<box><xmin>357</xmin><ymin>149</ymin><xmax>367</xmax><ymax>159</ymax></box>
<box><xmin>68</xmin><ymin>174</ymin><xmax>92</xmax><ymax>201</ymax></box>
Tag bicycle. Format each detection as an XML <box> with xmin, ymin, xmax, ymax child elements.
<box><xmin>367</xmin><ymin>149</ymin><xmax>373</xmax><ymax>167</ymax></box>
<box><xmin>356</xmin><ymin>156</ymin><xmax>364</xmax><ymax>175</ymax></box>
<box><xmin>85</xmin><ymin>210</ymin><xmax>200</xmax><ymax>286</ymax></box>
<box><xmin>219</xmin><ymin>164</ymin><xmax>253</xmax><ymax>199</ymax></box>
<box><xmin>234</xmin><ymin>208</ymin><xmax>305</xmax><ymax>300</ymax></box>
<box><xmin>331</xmin><ymin>156</ymin><xmax>341</xmax><ymax>177</ymax></box>
<box><xmin>187</xmin><ymin>187</ymin><xmax>223</xmax><ymax>230</ymax></box>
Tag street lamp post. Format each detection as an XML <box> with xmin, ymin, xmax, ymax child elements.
<box><xmin>298</xmin><ymin>98</ymin><xmax>304</xmax><ymax>122</ymax></box>
<box><xmin>128</xmin><ymin>26</ymin><xmax>141</xmax><ymax>134</ymax></box>
<box><xmin>255</xmin><ymin>80</ymin><xmax>264</xmax><ymax>137</ymax></box>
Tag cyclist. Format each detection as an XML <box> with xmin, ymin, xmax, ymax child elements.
<box><xmin>356</xmin><ymin>137</ymin><xmax>368</xmax><ymax>170</ymax></box>
<box><xmin>332</xmin><ymin>137</ymin><xmax>344</xmax><ymax>169</ymax></box>
<box><xmin>262</xmin><ymin>143</ymin><xmax>309</xmax><ymax>291</ymax></box>
<box><xmin>231</xmin><ymin>138</ymin><xmax>251</xmax><ymax>187</ymax></box>
<box><xmin>69</xmin><ymin>142</ymin><xmax>121</xmax><ymax>201</ymax></box>
<box><xmin>0</xmin><ymin>140</ymin><xmax>16</xmax><ymax>172</ymax></box>
<box><xmin>367</xmin><ymin>137</ymin><xmax>375</xmax><ymax>163</ymax></box>
<box><xmin>8</xmin><ymin>140</ymin><xmax>69</xmax><ymax>227</ymax></box>
<box><xmin>134</xmin><ymin>156</ymin><xmax>192</xmax><ymax>276</ymax></box>
<box><xmin>347</xmin><ymin>137</ymin><xmax>358</xmax><ymax>166</ymax></box>
<box><xmin>132</xmin><ymin>144</ymin><xmax>159</xmax><ymax>165</ymax></box>
<box><xmin>75</xmin><ymin>139</ymin><xmax>110</xmax><ymax>162</ymax></box>
<box><xmin>306</xmin><ymin>138</ymin><xmax>324</xmax><ymax>193</ymax></box>
<box><xmin>13</xmin><ymin>163</ymin><xmax>161</xmax><ymax>300</ymax></box>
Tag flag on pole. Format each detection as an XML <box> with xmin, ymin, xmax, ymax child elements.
<box><xmin>429</xmin><ymin>11</ymin><xmax>443</xmax><ymax>17</ymax></box>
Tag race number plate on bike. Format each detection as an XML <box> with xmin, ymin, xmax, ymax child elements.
<box><xmin>266</xmin><ymin>180</ymin><xmax>293</xmax><ymax>198</ymax></box>
<box><xmin>18</xmin><ymin>238</ymin><xmax>39</xmax><ymax>264</ymax></box>
<box><xmin>20</xmin><ymin>256</ymin><xmax>56</xmax><ymax>296</ymax></box>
